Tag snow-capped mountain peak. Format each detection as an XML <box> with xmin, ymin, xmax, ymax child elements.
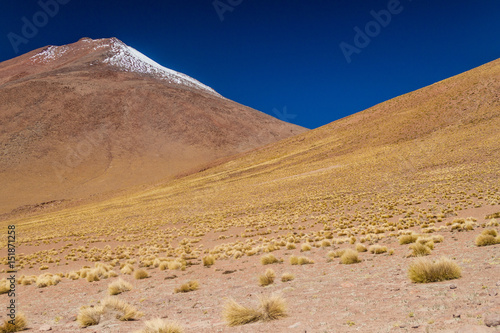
<box><xmin>102</xmin><ymin>38</ymin><xmax>220</xmax><ymax>96</ymax></box>
<box><xmin>28</xmin><ymin>37</ymin><xmax>220</xmax><ymax>96</ymax></box>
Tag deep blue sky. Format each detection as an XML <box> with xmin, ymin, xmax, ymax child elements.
<box><xmin>1</xmin><ymin>0</ymin><xmax>499</xmax><ymax>129</ymax></box>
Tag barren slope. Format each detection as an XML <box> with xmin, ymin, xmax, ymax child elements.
<box><xmin>0</xmin><ymin>59</ymin><xmax>499</xmax><ymax>332</ymax></box>
<box><xmin>0</xmin><ymin>37</ymin><xmax>306</xmax><ymax>214</ymax></box>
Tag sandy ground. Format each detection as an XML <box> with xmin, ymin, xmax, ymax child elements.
<box><xmin>1</xmin><ymin>207</ymin><xmax>499</xmax><ymax>333</ymax></box>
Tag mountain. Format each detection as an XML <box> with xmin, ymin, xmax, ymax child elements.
<box><xmin>0</xmin><ymin>37</ymin><xmax>306</xmax><ymax>214</ymax></box>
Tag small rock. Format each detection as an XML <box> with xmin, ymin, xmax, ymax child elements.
<box><xmin>488</xmin><ymin>290</ymin><xmax>498</xmax><ymax>297</ymax></box>
<box><xmin>496</xmin><ymin>281</ymin><xmax>500</xmax><ymax>287</ymax></box>
<box><xmin>288</xmin><ymin>322</ymin><xmax>301</xmax><ymax>328</ymax></box>
<box><xmin>484</xmin><ymin>314</ymin><xmax>500</xmax><ymax>327</ymax></box>
<box><xmin>453</xmin><ymin>314</ymin><xmax>461</xmax><ymax>318</ymax></box>
<box><xmin>39</xmin><ymin>325</ymin><xmax>52</xmax><ymax>331</ymax></box>
<box><xmin>411</xmin><ymin>324</ymin><xmax>420</xmax><ymax>328</ymax></box>
<box><xmin>449</xmin><ymin>284</ymin><xmax>457</xmax><ymax>289</ymax></box>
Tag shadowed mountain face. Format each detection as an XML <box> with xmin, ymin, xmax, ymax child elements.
<box><xmin>0</xmin><ymin>37</ymin><xmax>306</xmax><ymax>214</ymax></box>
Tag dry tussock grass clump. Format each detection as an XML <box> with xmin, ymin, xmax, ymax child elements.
<box><xmin>0</xmin><ymin>280</ymin><xmax>10</xmax><ymax>295</ymax></box>
<box><xmin>101</xmin><ymin>297</ymin><xmax>142</xmax><ymax>321</ymax></box>
<box><xmin>300</xmin><ymin>243</ymin><xmax>312</xmax><ymax>252</ymax></box>
<box><xmin>409</xmin><ymin>242</ymin><xmax>432</xmax><ymax>257</ymax></box>
<box><xmin>77</xmin><ymin>298</ymin><xmax>142</xmax><ymax>327</ymax></box>
<box><xmin>408</xmin><ymin>257</ymin><xmax>462</xmax><ymax>283</ymax></box>
<box><xmin>289</xmin><ymin>255</ymin><xmax>314</xmax><ymax>265</ymax></box>
<box><xmin>202</xmin><ymin>255</ymin><xmax>215</xmax><ymax>267</ymax></box>
<box><xmin>174</xmin><ymin>280</ymin><xmax>199</xmax><ymax>293</ymax></box>
<box><xmin>369</xmin><ymin>245</ymin><xmax>387</xmax><ymax>254</ymax></box>
<box><xmin>223</xmin><ymin>294</ymin><xmax>287</xmax><ymax>326</ymax></box>
<box><xmin>121</xmin><ymin>264</ymin><xmax>134</xmax><ymax>274</ymax></box>
<box><xmin>18</xmin><ymin>275</ymin><xmax>36</xmax><ymax>286</ymax></box>
<box><xmin>355</xmin><ymin>243</ymin><xmax>367</xmax><ymax>252</ymax></box>
<box><xmin>416</xmin><ymin>238</ymin><xmax>435</xmax><ymax>249</ymax></box>
<box><xmin>0</xmin><ymin>312</ymin><xmax>27</xmax><ymax>332</ymax></box>
<box><xmin>340</xmin><ymin>249</ymin><xmax>361</xmax><ymax>264</ymax></box>
<box><xmin>223</xmin><ymin>299</ymin><xmax>261</xmax><ymax>326</ymax></box>
<box><xmin>327</xmin><ymin>249</ymin><xmax>346</xmax><ymax>260</ymax></box>
<box><xmin>134</xmin><ymin>269</ymin><xmax>150</xmax><ymax>280</ymax></box>
<box><xmin>259</xmin><ymin>269</ymin><xmax>276</xmax><ymax>286</ymax></box>
<box><xmin>281</xmin><ymin>273</ymin><xmax>295</xmax><ymax>282</ymax></box>
<box><xmin>399</xmin><ymin>234</ymin><xmax>419</xmax><ymax>245</ymax></box>
<box><xmin>36</xmin><ymin>274</ymin><xmax>61</xmax><ymax>288</ymax></box>
<box><xmin>167</xmin><ymin>260</ymin><xmax>184</xmax><ymax>271</ymax></box>
<box><xmin>108</xmin><ymin>278</ymin><xmax>133</xmax><ymax>295</ymax></box>
<box><xmin>486</xmin><ymin>218</ymin><xmax>499</xmax><ymax>227</ymax></box>
<box><xmin>135</xmin><ymin>318</ymin><xmax>184</xmax><ymax>333</ymax></box>
<box><xmin>261</xmin><ymin>254</ymin><xmax>280</xmax><ymax>265</ymax></box>
<box><xmin>475</xmin><ymin>229</ymin><xmax>499</xmax><ymax>246</ymax></box>
<box><xmin>77</xmin><ymin>306</ymin><xmax>103</xmax><ymax>327</ymax></box>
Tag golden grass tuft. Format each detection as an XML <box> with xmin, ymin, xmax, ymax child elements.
<box><xmin>174</xmin><ymin>280</ymin><xmax>199</xmax><ymax>293</ymax></box>
<box><xmin>167</xmin><ymin>261</ymin><xmax>184</xmax><ymax>270</ymax></box>
<box><xmin>108</xmin><ymin>278</ymin><xmax>133</xmax><ymax>295</ymax></box>
<box><xmin>77</xmin><ymin>306</ymin><xmax>103</xmax><ymax>327</ymax></box>
<box><xmin>281</xmin><ymin>272</ymin><xmax>295</xmax><ymax>282</ymax></box>
<box><xmin>134</xmin><ymin>269</ymin><xmax>149</xmax><ymax>280</ymax></box>
<box><xmin>327</xmin><ymin>249</ymin><xmax>346</xmax><ymax>260</ymax></box>
<box><xmin>259</xmin><ymin>269</ymin><xmax>276</xmax><ymax>286</ymax></box>
<box><xmin>86</xmin><ymin>271</ymin><xmax>100</xmax><ymax>282</ymax></box>
<box><xmin>223</xmin><ymin>294</ymin><xmax>287</xmax><ymax>326</ymax></box>
<box><xmin>399</xmin><ymin>234</ymin><xmax>419</xmax><ymax>245</ymax></box>
<box><xmin>0</xmin><ymin>313</ymin><xmax>27</xmax><ymax>333</ymax></box>
<box><xmin>369</xmin><ymin>245</ymin><xmax>387</xmax><ymax>254</ymax></box>
<box><xmin>409</xmin><ymin>242</ymin><xmax>432</xmax><ymax>257</ymax></box>
<box><xmin>258</xmin><ymin>294</ymin><xmax>288</xmax><ymax>321</ymax></box>
<box><xmin>300</xmin><ymin>243</ymin><xmax>312</xmax><ymax>252</ymax></box>
<box><xmin>136</xmin><ymin>318</ymin><xmax>184</xmax><ymax>333</ymax></box>
<box><xmin>355</xmin><ymin>243</ymin><xmax>367</xmax><ymax>252</ymax></box>
<box><xmin>481</xmin><ymin>229</ymin><xmax>498</xmax><ymax>237</ymax></box>
<box><xmin>223</xmin><ymin>299</ymin><xmax>261</xmax><ymax>326</ymax></box>
<box><xmin>297</xmin><ymin>256</ymin><xmax>314</xmax><ymax>265</ymax></box>
<box><xmin>36</xmin><ymin>274</ymin><xmax>61</xmax><ymax>288</ymax></box>
<box><xmin>408</xmin><ymin>257</ymin><xmax>462</xmax><ymax>283</ymax></box>
<box><xmin>0</xmin><ymin>280</ymin><xmax>10</xmax><ymax>295</ymax></box>
<box><xmin>101</xmin><ymin>297</ymin><xmax>142</xmax><ymax>321</ymax></box>
<box><xmin>475</xmin><ymin>229</ymin><xmax>500</xmax><ymax>246</ymax></box>
<box><xmin>77</xmin><ymin>297</ymin><xmax>142</xmax><ymax>327</ymax></box>
<box><xmin>261</xmin><ymin>254</ymin><xmax>280</xmax><ymax>265</ymax></box>
<box><xmin>340</xmin><ymin>249</ymin><xmax>361</xmax><ymax>264</ymax></box>
<box><xmin>120</xmin><ymin>264</ymin><xmax>134</xmax><ymax>275</ymax></box>
<box><xmin>202</xmin><ymin>255</ymin><xmax>215</xmax><ymax>267</ymax></box>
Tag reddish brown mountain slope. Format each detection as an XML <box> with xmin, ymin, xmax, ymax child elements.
<box><xmin>0</xmin><ymin>37</ymin><xmax>306</xmax><ymax>214</ymax></box>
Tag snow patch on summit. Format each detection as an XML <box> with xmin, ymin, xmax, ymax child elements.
<box><xmin>31</xmin><ymin>46</ymin><xmax>68</xmax><ymax>64</ymax></box>
<box><xmin>103</xmin><ymin>40</ymin><xmax>220</xmax><ymax>96</ymax></box>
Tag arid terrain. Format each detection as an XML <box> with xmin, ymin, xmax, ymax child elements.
<box><xmin>0</xmin><ymin>37</ymin><xmax>305</xmax><ymax>215</ymax></box>
<box><xmin>0</xmin><ymin>42</ymin><xmax>499</xmax><ymax>332</ymax></box>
